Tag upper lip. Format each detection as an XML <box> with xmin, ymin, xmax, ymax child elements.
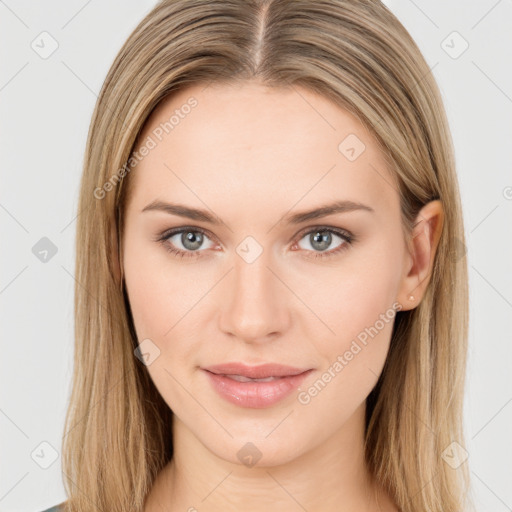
<box><xmin>203</xmin><ymin>363</ymin><xmax>311</xmax><ymax>379</ymax></box>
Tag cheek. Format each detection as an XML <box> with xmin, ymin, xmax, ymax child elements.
<box><xmin>124</xmin><ymin>267</ymin><xmax>173</xmax><ymax>340</ymax></box>
<box><xmin>123</xmin><ymin>242</ymin><xmax>204</xmax><ymax>408</ymax></box>
<box><xmin>309</xmin><ymin>239</ymin><xmax>401</xmax><ymax>338</ymax></box>
<box><xmin>123</xmin><ymin>238</ymin><xmax>216</xmax><ymax>395</ymax></box>
<box><xmin>123</xmin><ymin>237</ymin><xmax>203</xmax><ymax>339</ymax></box>
<box><xmin>306</xmin><ymin>240</ymin><xmax>402</xmax><ymax>387</ymax></box>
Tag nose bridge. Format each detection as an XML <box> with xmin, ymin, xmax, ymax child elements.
<box><xmin>218</xmin><ymin>245</ymin><xmax>290</xmax><ymax>342</ymax></box>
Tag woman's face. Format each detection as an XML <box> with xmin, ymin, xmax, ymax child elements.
<box><xmin>121</xmin><ymin>81</ymin><xmax>415</xmax><ymax>466</ymax></box>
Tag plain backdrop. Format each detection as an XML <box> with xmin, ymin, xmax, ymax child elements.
<box><xmin>1</xmin><ymin>1</ymin><xmax>511</xmax><ymax>511</ymax></box>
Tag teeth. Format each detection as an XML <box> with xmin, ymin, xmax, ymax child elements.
<box><xmin>224</xmin><ymin>374</ymin><xmax>279</xmax><ymax>382</ymax></box>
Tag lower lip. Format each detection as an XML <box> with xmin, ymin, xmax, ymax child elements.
<box><xmin>203</xmin><ymin>369</ymin><xmax>313</xmax><ymax>408</ymax></box>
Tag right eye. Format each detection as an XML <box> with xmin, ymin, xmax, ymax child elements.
<box><xmin>157</xmin><ymin>227</ymin><xmax>217</xmax><ymax>259</ymax></box>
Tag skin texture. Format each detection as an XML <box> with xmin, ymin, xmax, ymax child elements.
<box><xmin>121</xmin><ymin>81</ymin><xmax>444</xmax><ymax>512</ymax></box>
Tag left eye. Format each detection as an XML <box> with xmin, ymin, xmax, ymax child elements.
<box><xmin>295</xmin><ymin>228</ymin><xmax>351</xmax><ymax>254</ymax></box>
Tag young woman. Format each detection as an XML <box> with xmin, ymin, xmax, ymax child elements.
<box><xmin>43</xmin><ymin>0</ymin><xmax>473</xmax><ymax>511</ymax></box>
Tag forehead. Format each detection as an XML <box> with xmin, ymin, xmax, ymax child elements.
<box><xmin>127</xmin><ymin>81</ymin><xmax>398</xmax><ymax>219</ymax></box>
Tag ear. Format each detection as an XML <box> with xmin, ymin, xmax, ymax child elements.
<box><xmin>397</xmin><ymin>200</ymin><xmax>444</xmax><ymax>311</ymax></box>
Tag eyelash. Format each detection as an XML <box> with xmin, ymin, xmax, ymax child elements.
<box><xmin>155</xmin><ymin>225</ymin><xmax>355</xmax><ymax>261</ymax></box>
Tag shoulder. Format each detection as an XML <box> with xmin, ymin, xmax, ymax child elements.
<box><xmin>39</xmin><ymin>502</ymin><xmax>67</xmax><ymax>512</ymax></box>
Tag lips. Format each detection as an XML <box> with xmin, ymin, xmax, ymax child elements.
<box><xmin>202</xmin><ymin>362</ymin><xmax>314</xmax><ymax>408</ymax></box>
<box><xmin>203</xmin><ymin>362</ymin><xmax>310</xmax><ymax>379</ymax></box>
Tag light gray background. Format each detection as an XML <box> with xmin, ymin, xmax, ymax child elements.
<box><xmin>1</xmin><ymin>1</ymin><xmax>511</xmax><ymax>511</ymax></box>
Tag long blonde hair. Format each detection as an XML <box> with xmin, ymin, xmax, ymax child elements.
<box><xmin>61</xmin><ymin>1</ymin><xmax>472</xmax><ymax>511</ymax></box>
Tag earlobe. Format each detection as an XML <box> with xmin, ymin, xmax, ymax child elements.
<box><xmin>398</xmin><ymin>200</ymin><xmax>444</xmax><ymax>309</ymax></box>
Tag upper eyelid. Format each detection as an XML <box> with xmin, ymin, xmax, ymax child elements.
<box><xmin>295</xmin><ymin>225</ymin><xmax>352</xmax><ymax>238</ymax></box>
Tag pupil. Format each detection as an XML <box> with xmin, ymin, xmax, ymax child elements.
<box><xmin>311</xmin><ymin>231</ymin><xmax>331</xmax><ymax>251</ymax></box>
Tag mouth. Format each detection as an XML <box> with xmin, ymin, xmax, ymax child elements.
<box><xmin>202</xmin><ymin>363</ymin><xmax>314</xmax><ymax>408</ymax></box>
<box><xmin>203</xmin><ymin>362</ymin><xmax>311</xmax><ymax>379</ymax></box>
<box><xmin>214</xmin><ymin>374</ymin><xmax>283</xmax><ymax>383</ymax></box>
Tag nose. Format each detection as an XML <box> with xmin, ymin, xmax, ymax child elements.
<box><xmin>218</xmin><ymin>250</ymin><xmax>291</xmax><ymax>344</ymax></box>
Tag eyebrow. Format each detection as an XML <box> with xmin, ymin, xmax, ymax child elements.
<box><xmin>141</xmin><ymin>199</ymin><xmax>374</xmax><ymax>225</ymax></box>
